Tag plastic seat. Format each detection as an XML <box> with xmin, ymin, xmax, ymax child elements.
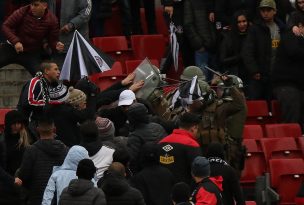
<box><xmin>246</xmin><ymin>100</ymin><xmax>269</xmax><ymax>125</ymax></box>
<box><xmin>269</xmin><ymin>159</ymin><xmax>304</xmax><ymax>205</ymax></box>
<box><xmin>92</xmin><ymin>36</ymin><xmax>132</xmax><ymax>73</ymax></box>
<box><xmin>270</xmin><ymin>100</ymin><xmax>282</xmax><ymax>123</ymax></box>
<box><xmin>296</xmin><ymin>137</ymin><xmax>304</xmax><ymax>157</ymax></box>
<box><xmin>246</xmin><ymin>201</ymin><xmax>257</xmax><ymax>205</ymax></box>
<box><xmin>265</xmin><ymin>123</ymin><xmax>302</xmax><ymax>138</ymax></box>
<box><xmin>131</xmin><ymin>34</ymin><xmax>166</xmax><ymax>61</ymax></box>
<box><xmin>243</xmin><ymin>125</ymin><xmax>264</xmax><ymax>139</ymax></box>
<box><xmin>125</xmin><ymin>59</ymin><xmax>159</xmax><ymax>74</ymax></box>
<box><xmin>0</xmin><ymin>108</ymin><xmax>13</xmax><ymax>133</ymax></box>
<box><xmin>260</xmin><ymin>138</ymin><xmax>302</xmax><ymax>168</ymax></box>
<box><xmin>90</xmin><ymin>62</ymin><xmax>126</xmax><ymax>90</ymax></box>
<box><xmin>241</xmin><ymin>139</ymin><xmax>266</xmax><ymax>185</ymax></box>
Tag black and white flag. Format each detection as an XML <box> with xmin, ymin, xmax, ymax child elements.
<box><xmin>170</xmin><ymin>76</ymin><xmax>204</xmax><ymax>109</ymax></box>
<box><xmin>170</xmin><ymin>22</ymin><xmax>179</xmax><ymax>72</ymax></box>
<box><xmin>60</xmin><ymin>30</ymin><xmax>114</xmax><ymax>81</ymax></box>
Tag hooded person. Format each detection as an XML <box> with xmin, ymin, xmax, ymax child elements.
<box><xmin>0</xmin><ymin>110</ymin><xmax>34</xmax><ymax>176</ymax></box>
<box><xmin>80</xmin><ymin>121</ymin><xmax>115</xmax><ymax>181</ymax></box>
<box><xmin>130</xmin><ymin>143</ymin><xmax>175</xmax><ymax>205</ymax></box>
<box><xmin>126</xmin><ymin>102</ymin><xmax>167</xmax><ymax>173</ymax></box>
<box><xmin>100</xmin><ymin>162</ymin><xmax>146</xmax><ymax>205</ymax></box>
<box><xmin>45</xmin><ymin>86</ymin><xmax>96</xmax><ymax>147</ymax></box>
<box><xmin>172</xmin><ymin>182</ymin><xmax>192</xmax><ymax>205</ymax></box>
<box><xmin>207</xmin><ymin>143</ymin><xmax>245</xmax><ymax>205</ymax></box>
<box><xmin>191</xmin><ymin>156</ymin><xmax>223</xmax><ymax>205</ymax></box>
<box><xmin>42</xmin><ymin>145</ymin><xmax>90</xmax><ymax>205</ymax></box>
<box><xmin>59</xmin><ymin>159</ymin><xmax>107</xmax><ymax>205</ymax></box>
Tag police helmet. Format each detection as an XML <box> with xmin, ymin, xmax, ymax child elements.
<box><xmin>180</xmin><ymin>66</ymin><xmax>206</xmax><ymax>81</ymax></box>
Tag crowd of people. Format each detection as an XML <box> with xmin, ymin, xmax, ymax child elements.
<box><xmin>0</xmin><ymin>0</ymin><xmax>303</xmax><ymax>205</ymax></box>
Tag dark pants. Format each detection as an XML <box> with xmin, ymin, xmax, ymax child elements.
<box><xmin>247</xmin><ymin>78</ymin><xmax>272</xmax><ymax>100</ymax></box>
<box><xmin>130</xmin><ymin>0</ymin><xmax>156</xmax><ymax>34</ymax></box>
<box><xmin>0</xmin><ymin>43</ymin><xmax>42</xmax><ymax>76</ymax></box>
<box><xmin>118</xmin><ymin>0</ymin><xmax>133</xmax><ymax>36</ymax></box>
<box><xmin>273</xmin><ymin>85</ymin><xmax>304</xmax><ymax>130</ymax></box>
<box><xmin>0</xmin><ymin>1</ymin><xmax>4</xmax><ymax>42</ymax></box>
<box><xmin>52</xmin><ymin>52</ymin><xmax>66</xmax><ymax>70</ymax></box>
<box><xmin>160</xmin><ymin>3</ymin><xmax>194</xmax><ymax>73</ymax></box>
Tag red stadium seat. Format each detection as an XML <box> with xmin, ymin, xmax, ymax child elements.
<box><xmin>0</xmin><ymin>108</ymin><xmax>13</xmax><ymax>133</ymax></box>
<box><xmin>260</xmin><ymin>138</ymin><xmax>302</xmax><ymax>168</ymax></box>
<box><xmin>131</xmin><ymin>34</ymin><xmax>166</xmax><ymax>61</ymax></box>
<box><xmin>270</xmin><ymin>100</ymin><xmax>282</xmax><ymax>123</ymax></box>
<box><xmin>90</xmin><ymin>62</ymin><xmax>126</xmax><ymax>90</ymax></box>
<box><xmin>125</xmin><ymin>59</ymin><xmax>159</xmax><ymax>74</ymax></box>
<box><xmin>92</xmin><ymin>36</ymin><xmax>133</xmax><ymax>73</ymax></box>
<box><xmin>246</xmin><ymin>100</ymin><xmax>270</xmax><ymax>125</ymax></box>
<box><xmin>296</xmin><ymin>137</ymin><xmax>304</xmax><ymax>157</ymax></box>
<box><xmin>265</xmin><ymin>123</ymin><xmax>302</xmax><ymax>138</ymax></box>
<box><xmin>241</xmin><ymin>139</ymin><xmax>266</xmax><ymax>186</ymax></box>
<box><xmin>243</xmin><ymin>125</ymin><xmax>264</xmax><ymax>139</ymax></box>
<box><xmin>269</xmin><ymin>159</ymin><xmax>304</xmax><ymax>205</ymax></box>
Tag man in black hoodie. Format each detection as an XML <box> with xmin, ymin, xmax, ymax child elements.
<box><xmin>16</xmin><ymin>116</ymin><xmax>68</xmax><ymax>205</ymax></box>
<box><xmin>59</xmin><ymin>158</ymin><xmax>106</xmax><ymax>205</ymax></box>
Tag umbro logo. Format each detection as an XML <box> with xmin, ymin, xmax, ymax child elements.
<box><xmin>162</xmin><ymin>145</ymin><xmax>173</xmax><ymax>152</ymax></box>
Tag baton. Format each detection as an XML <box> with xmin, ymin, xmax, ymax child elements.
<box><xmin>204</xmin><ymin>66</ymin><xmax>223</xmax><ymax>77</ymax></box>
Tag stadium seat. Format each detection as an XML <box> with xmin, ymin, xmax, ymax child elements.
<box><xmin>260</xmin><ymin>138</ymin><xmax>302</xmax><ymax>168</ymax></box>
<box><xmin>246</xmin><ymin>100</ymin><xmax>270</xmax><ymax>125</ymax></box>
<box><xmin>0</xmin><ymin>108</ymin><xmax>13</xmax><ymax>133</ymax></box>
<box><xmin>265</xmin><ymin>123</ymin><xmax>302</xmax><ymax>138</ymax></box>
<box><xmin>246</xmin><ymin>201</ymin><xmax>257</xmax><ymax>205</ymax></box>
<box><xmin>269</xmin><ymin>159</ymin><xmax>304</xmax><ymax>205</ymax></box>
<box><xmin>241</xmin><ymin>139</ymin><xmax>266</xmax><ymax>186</ymax></box>
<box><xmin>90</xmin><ymin>62</ymin><xmax>126</xmax><ymax>90</ymax></box>
<box><xmin>297</xmin><ymin>137</ymin><xmax>304</xmax><ymax>157</ymax></box>
<box><xmin>243</xmin><ymin>125</ymin><xmax>264</xmax><ymax>139</ymax></box>
<box><xmin>92</xmin><ymin>36</ymin><xmax>132</xmax><ymax>73</ymax></box>
<box><xmin>131</xmin><ymin>34</ymin><xmax>166</xmax><ymax>61</ymax></box>
<box><xmin>125</xmin><ymin>59</ymin><xmax>159</xmax><ymax>74</ymax></box>
<box><xmin>270</xmin><ymin>100</ymin><xmax>282</xmax><ymax>123</ymax></box>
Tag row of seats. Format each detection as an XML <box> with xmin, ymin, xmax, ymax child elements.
<box><xmin>246</xmin><ymin>100</ymin><xmax>281</xmax><ymax>124</ymax></box>
<box><xmin>241</xmin><ymin>137</ymin><xmax>304</xmax><ymax>205</ymax></box>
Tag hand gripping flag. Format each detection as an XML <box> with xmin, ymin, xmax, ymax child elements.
<box><xmin>60</xmin><ymin>30</ymin><xmax>114</xmax><ymax>81</ymax></box>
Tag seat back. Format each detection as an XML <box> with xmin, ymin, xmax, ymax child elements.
<box><xmin>241</xmin><ymin>139</ymin><xmax>266</xmax><ymax>185</ymax></box>
<box><xmin>246</xmin><ymin>100</ymin><xmax>269</xmax><ymax>124</ymax></box>
<box><xmin>261</xmin><ymin>138</ymin><xmax>302</xmax><ymax>167</ymax></box>
<box><xmin>131</xmin><ymin>35</ymin><xmax>166</xmax><ymax>61</ymax></box>
<box><xmin>265</xmin><ymin>123</ymin><xmax>302</xmax><ymax>138</ymax></box>
<box><xmin>0</xmin><ymin>108</ymin><xmax>13</xmax><ymax>133</ymax></box>
<box><xmin>125</xmin><ymin>59</ymin><xmax>159</xmax><ymax>74</ymax></box>
<box><xmin>243</xmin><ymin>125</ymin><xmax>264</xmax><ymax>139</ymax></box>
<box><xmin>269</xmin><ymin>159</ymin><xmax>304</xmax><ymax>205</ymax></box>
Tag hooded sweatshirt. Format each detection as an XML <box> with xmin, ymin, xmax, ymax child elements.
<box><xmin>42</xmin><ymin>145</ymin><xmax>89</xmax><ymax>205</ymax></box>
<box><xmin>59</xmin><ymin>179</ymin><xmax>106</xmax><ymax>205</ymax></box>
<box><xmin>18</xmin><ymin>139</ymin><xmax>68</xmax><ymax>205</ymax></box>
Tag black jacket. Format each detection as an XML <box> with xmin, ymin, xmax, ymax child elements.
<box><xmin>130</xmin><ymin>165</ymin><xmax>175</xmax><ymax>205</ymax></box>
<box><xmin>59</xmin><ymin>179</ymin><xmax>107</xmax><ymax>205</ymax></box>
<box><xmin>208</xmin><ymin>157</ymin><xmax>245</xmax><ymax>205</ymax></box>
<box><xmin>272</xmin><ymin>31</ymin><xmax>304</xmax><ymax>90</ymax></box>
<box><xmin>18</xmin><ymin>139</ymin><xmax>68</xmax><ymax>205</ymax></box>
<box><xmin>46</xmin><ymin>99</ymin><xmax>95</xmax><ymax>147</ymax></box>
<box><xmin>219</xmin><ymin>30</ymin><xmax>247</xmax><ymax>78</ymax></box>
<box><xmin>183</xmin><ymin>0</ymin><xmax>216</xmax><ymax>51</ymax></box>
<box><xmin>242</xmin><ymin>18</ymin><xmax>285</xmax><ymax>78</ymax></box>
<box><xmin>101</xmin><ymin>174</ymin><xmax>146</xmax><ymax>205</ymax></box>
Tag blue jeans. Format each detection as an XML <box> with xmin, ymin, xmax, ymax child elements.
<box><xmin>195</xmin><ymin>50</ymin><xmax>210</xmax><ymax>81</ymax></box>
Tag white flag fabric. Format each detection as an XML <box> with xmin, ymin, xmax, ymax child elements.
<box><xmin>170</xmin><ymin>22</ymin><xmax>179</xmax><ymax>72</ymax></box>
<box><xmin>60</xmin><ymin>30</ymin><xmax>114</xmax><ymax>81</ymax></box>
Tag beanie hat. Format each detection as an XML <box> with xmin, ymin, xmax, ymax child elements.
<box><xmin>66</xmin><ymin>87</ymin><xmax>86</xmax><ymax>107</ymax></box>
<box><xmin>49</xmin><ymin>83</ymin><xmax>69</xmax><ymax>102</ymax></box>
<box><xmin>76</xmin><ymin>159</ymin><xmax>96</xmax><ymax>180</ymax></box>
<box><xmin>172</xmin><ymin>182</ymin><xmax>191</xmax><ymax>203</ymax></box>
<box><xmin>191</xmin><ymin>156</ymin><xmax>210</xmax><ymax>177</ymax></box>
<box><xmin>206</xmin><ymin>142</ymin><xmax>225</xmax><ymax>159</ymax></box>
<box><xmin>95</xmin><ymin>117</ymin><xmax>115</xmax><ymax>140</ymax></box>
<box><xmin>118</xmin><ymin>90</ymin><xmax>136</xmax><ymax>106</ymax></box>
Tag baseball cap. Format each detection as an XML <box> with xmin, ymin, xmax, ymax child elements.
<box><xmin>259</xmin><ymin>0</ymin><xmax>276</xmax><ymax>10</ymax></box>
<box><xmin>118</xmin><ymin>90</ymin><xmax>136</xmax><ymax>106</ymax></box>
